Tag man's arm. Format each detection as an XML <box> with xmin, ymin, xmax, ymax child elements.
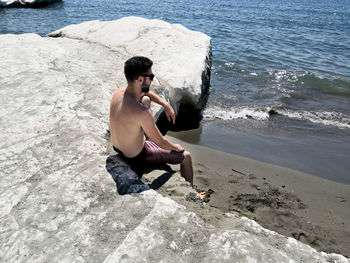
<box><xmin>139</xmin><ymin>108</ymin><xmax>184</xmax><ymax>152</ymax></box>
<box><xmin>143</xmin><ymin>91</ymin><xmax>176</xmax><ymax>124</ymax></box>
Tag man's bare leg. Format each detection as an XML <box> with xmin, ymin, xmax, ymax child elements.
<box><xmin>142</xmin><ymin>95</ymin><xmax>205</xmax><ymax>198</ymax></box>
<box><xmin>180</xmin><ymin>151</ymin><xmax>194</xmax><ymax>186</ymax></box>
<box><xmin>181</xmin><ymin>151</ymin><xmax>206</xmax><ymax>199</ymax></box>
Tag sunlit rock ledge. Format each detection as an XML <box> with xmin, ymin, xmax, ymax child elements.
<box><xmin>0</xmin><ymin>17</ymin><xmax>348</xmax><ymax>262</ymax></box>
<box><xmin>0</xmin><ymin>0</ymin><xmax>61</xmax><ymax>7</ymax></box>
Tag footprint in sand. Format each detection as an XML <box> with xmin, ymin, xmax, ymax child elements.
<box><xmin>248</xmin><ymin>174</ymin><xmax>257</xmax><ymax>180</ymax></box>
<box><xmin>336</xmin><ymin>196</ymin><xmax>347</xmax><ymax>203</ymax></box>
<box><xmin>230</xmin><ymin>185</ymin><xmax>307</xmax><ymax>213</ymax></box>
<box><xmin>168</xmin><ymin>189</ymin><xmax>186</xmax><ymax>197</ymax></box>
<box><xmin>196</xmin><ymin>176</ymin><xmax>210</xmax><ymax>186</ymax></box>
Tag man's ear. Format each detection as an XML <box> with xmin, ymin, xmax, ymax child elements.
<box><xmin>136</xmin><ymin>75</ymin><xmax>144</xmax><ymax>83</ymax></box>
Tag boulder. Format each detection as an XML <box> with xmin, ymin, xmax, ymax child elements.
<box><xmin>0</xmin><ymin>0</ymin><xmax>61</xmax><ymax>7</ymax></box>
<box><xmin>0</xmin><ymin>18</ymin><xmax>347</xmax><ymax>262</ymax></box>
<box><xmin>47</xmin><ymin>16</ymin><xmax>212</xmax><ymax>121</ymax></box>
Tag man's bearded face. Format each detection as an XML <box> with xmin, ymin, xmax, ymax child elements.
<box><xmin>141</xmin><ymin>79</ymin><xmax>150</xmax><ymax>93</ymax></box>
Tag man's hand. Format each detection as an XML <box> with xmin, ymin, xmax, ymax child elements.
<box><xmin>164</xmin><ymin>103</ymin><xmax>176</xmax><ymax>124</ymax></box>
<box><xmin>172</xmin><ymin>144</ymin><xmax>184</xmax><ymax>152</ymax></box>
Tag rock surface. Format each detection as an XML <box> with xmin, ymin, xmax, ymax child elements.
<box><xmin>47</xmin><ymin>16</ymin><xmax>212</xmax><ymax>118</ymax></box>
<box><xmin>0</xmin><ymin>17</ymin><xmax>348</xmax><ymax>262</ymax></box>
<box><xmin>0</xmin><ymin>0</ymin><xmax>61</xmax><ymax>7</ymax></box>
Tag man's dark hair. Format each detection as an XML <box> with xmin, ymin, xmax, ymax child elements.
<box><xmin>124</xmin><ymin>56</ymin><xmax>153</xmax><ymax>82</ymax></box>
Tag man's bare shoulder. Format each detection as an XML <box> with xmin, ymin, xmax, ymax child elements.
<box><xmin>112</xmin><ymin>88</ymin><xmax>149</xmax><ymax>115</ymax></box>
<box><xmin>132</xmin><ymin>100</ymin><xmax>151</xmax><ymax>116</ymax></box>
<box><xmin>129</xmin><ymin>98</ymin><xmax>153</xmax><ymax>122</ymax></box>
<box><xmin>112</xmin><ymin>87</ymin><xmax>126</xmax><ymax>99</ymax></box>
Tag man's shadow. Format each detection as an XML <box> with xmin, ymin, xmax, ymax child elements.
<box><xmin>106</xmin><ymin>154</ymin><xmax>175</xmax><ymax>195</ymax></box>
<box><xmin>143</xmin><ymin>164</ymin><xmax>175</xmax><ymax>190</ymax></box>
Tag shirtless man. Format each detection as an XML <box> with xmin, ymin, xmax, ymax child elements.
<box><xmin>109</xmin><ymin>56</ymin><xmax>195</xmax><ymax>186</ymax></box>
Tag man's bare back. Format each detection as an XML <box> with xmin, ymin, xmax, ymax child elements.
<box><xmin>110</xmin><ymin>87</ymin><xmax>148</xmax><ymax>158</ymax></box>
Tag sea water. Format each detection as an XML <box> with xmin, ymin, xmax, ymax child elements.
<box><xmin>1</xmin><ymin>0</ymin><xmax>349</xmax><ymax>183</ymax></box>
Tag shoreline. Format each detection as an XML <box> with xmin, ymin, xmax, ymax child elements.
<box><xmin>167</xmin><ymin>120</ymin><xmax>350</xmax><ymax>184</ymax></box>
<box><xmin>165</xmin><ymin>135</ymin><xmax>350</xmax><ymax>258</ymax></box>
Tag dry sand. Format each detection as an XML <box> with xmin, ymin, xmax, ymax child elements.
<box><xmin>154</xmin><ymin>136</ymin><xmax>350</xmax><ymax>258</ymax></box>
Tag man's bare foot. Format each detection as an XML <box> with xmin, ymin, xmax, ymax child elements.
<box><xmin>197</xmin><ymin>192</ymin><xmax>207</xmax><ymax>199</ymax></box>
<box><xmin>186</xmin><ymin>189</ymin><xmax>214</xmax><ymax>203</ymax></box>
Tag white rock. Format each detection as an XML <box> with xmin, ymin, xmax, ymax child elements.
<box><xmin>48</xmin><ymin>16</ymin><xmax>212</xmax><ymax>116</ymax></box>
<box><xmin>0</xmin><ymin>0</ymin><xmax>61</xmax><ymax>7</ymax></box>
<box><xmin>0</xmin><ymin>18</ymin><xmax>348</xmax><ymax>262</ymax></box>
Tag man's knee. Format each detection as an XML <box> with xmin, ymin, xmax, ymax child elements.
<box><xmin>183</xmin><ymin>151</ymin><xmax>192</xmax><ymax>162</ymax></box>
<box><xmin>141</xmin><ymin>95</ymin><xmax>151</xmax><ymax>108</ymax></box>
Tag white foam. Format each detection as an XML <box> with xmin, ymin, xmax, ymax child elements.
<box><xmin>203</xmin><ymin>106</ymin><xmax>270</xmax><ymax>121</ymax></box>
<box><xmin>279</xmin><ymin>109</ymin><xmax>350</xmax><ymax>129</ymax></box>
<box><xmin>267</xmin><ymin>69</ymin><xmax>307</xmax><ymax>82</ymax></box>
<box><xmin>203</xmin><ymin>105</ymin><xmax>350</xmax><ymax>130</ymax></box>
<box><xmin>224</xmin><ymin>62</ymin><xmax>235</xmax><ymax>68</ymax></box>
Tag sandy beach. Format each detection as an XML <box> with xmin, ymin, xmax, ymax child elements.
<box><xmin>150</xmin><ymin>135</ymin><xmax>350</xmax><ymax>258</ymax></box>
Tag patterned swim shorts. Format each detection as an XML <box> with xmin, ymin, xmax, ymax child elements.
<box><xmin>113</xmin><ymin>140</ymin><xmax>185</xmax><ymax>175</ymax></box>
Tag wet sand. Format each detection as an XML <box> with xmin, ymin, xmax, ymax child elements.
<box><xmin>161</xmin><ymin>136</ymin><xmax>350</xmax><ymax>258</ymax></box>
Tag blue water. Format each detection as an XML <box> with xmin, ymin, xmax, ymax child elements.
<box><xmin>1</xmin><ymin>0</ymin><xmax>350</xmax><ymax>182</ymax></box>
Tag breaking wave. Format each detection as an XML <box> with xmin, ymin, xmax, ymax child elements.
<box><xmin>203</xmin><ymin>106</ymin><xmax>270</xmax><ymax>121</ymax></box>
<box><xmin>203</xmin><ymin>105</ymin><xmax>350</xmax><ymax>130</ymax></box>
<box><xmin>278</xmin><ymin>109</ymin><xmax>350</xmax><ymax>130</ymax></box>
